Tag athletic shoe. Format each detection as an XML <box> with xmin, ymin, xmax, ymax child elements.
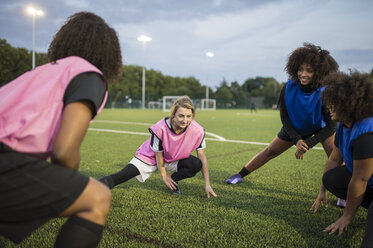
<box><xmin>99</xmin><ymin>176</ymin><xmax>114</xmax><ymax>189</ymax></box>
<box><xmin>226</xmin><ymin>173</ymin><xmax>243</xmax><ymax>184</ymax></box>
<box><xmin>171</xmin><ymin>186</ymin><xmax>182</xmax><ymax>195</ymax></box>
<box><xmin>336</xmin><ymin>198</ymin><xmax>346</xmax><ymax>208</ymax></box>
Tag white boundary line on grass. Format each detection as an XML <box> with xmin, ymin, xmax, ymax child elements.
<box><xmin>88</xmin><ymin>127</ymin><xmax>323</xmax><ymax>150</ymax></box>
<box><xmin>93</xmin><ymin>120</ymin><xmax>226</xmax><ymax>141</ymax></box>
<box><xmin>93</xmin><ymin>120</ymin><xmax>152</xmax><ymax>126</ymax></box>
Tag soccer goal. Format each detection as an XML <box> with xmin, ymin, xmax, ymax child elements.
<box><xmin>201</xmin><ymin>98</ymin><xmax>216</xmax><ymax>111</ymax></box>
<box><xmin>162</xmin><ymin>96</ymin><xmax>216</xmax><ymax>112</ymax></box>
<box><xmin>162</xmin><ymin>96</ymin><xmax>182</xmax><ymax>112</ymax></box>
<box><xmin>148</xmin><ymin>101</ymin><xmax>162</xmax><ymax>109</ymax></box>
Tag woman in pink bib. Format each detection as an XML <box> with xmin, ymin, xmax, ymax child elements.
<box><xmin>0</xmin><ymin>12</ymin><xmax>122</xmax><ymax>247</ymax></box>
<box><xmin>100</xmin><ymin>96</ymin><xmax>217</xmax><ymax>198</ymax></box>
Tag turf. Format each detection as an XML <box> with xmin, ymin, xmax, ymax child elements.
<box><xmin>0</xmin><ymin>109</ymin><xmax>366</xmax><ymax>247</ymax></box>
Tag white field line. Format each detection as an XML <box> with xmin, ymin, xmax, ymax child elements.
<box><xmin>93</xmin><ymin>120</ymin><xmax>152</xmax><ymax>126</ymax></box>
<box><xmin>94</xmin><ymin>120</ymin><xmax>226</xmax><ymax>141</ymax></box>
<box><xmin>205</xmin><ymin>132</ymin><xmax>226</xmax><ymax>141</ymax></box>
<box><xmin>88</xmin><ymin>127</ymin><xmax>323</xmax><ymax>150</ymax></box>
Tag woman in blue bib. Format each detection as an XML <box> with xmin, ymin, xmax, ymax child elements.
<box><xmin>227</xmin><ymin>43</ymin><xmax>339</xmax><ymax>188</ymax></box>
<box><xmin>311</xmin><ymin>71</ymin><xmax>373</xmax><ymax>247</ymax></box>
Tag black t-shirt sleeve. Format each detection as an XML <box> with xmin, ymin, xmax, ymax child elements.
<box><xmin>304</xmin><ymin>106</ymin><xmax>337</xmax><ymax>148</ymax></box>
<box><xmin>63</xmin><ymin>72</ymin><xmax>106</xmax><ymax>118</ymax></box>
<box><xmin>352</xmin><ymin>132</ymin><xmax>373</xmax><ymax>160</ymax></box>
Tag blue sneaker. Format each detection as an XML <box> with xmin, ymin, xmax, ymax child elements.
<box><xmin>226</xmin><ymin>174</ymin><xmax>242</xmax><ymax>184</ymax></box>
<box><xmin>337</xmin><ymin>198</ymin><xmax>346</xmax><ymax>208</ymax></box>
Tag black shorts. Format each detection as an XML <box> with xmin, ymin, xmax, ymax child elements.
<box><xmin>277</xmin><ymin>127</ymin><xmax>312</xmax><ymax>142</ymax></box>
<box><xmin>0</xmin><ymin>143</ymin><xmax>89</xmax><ymax>243</ymax></box>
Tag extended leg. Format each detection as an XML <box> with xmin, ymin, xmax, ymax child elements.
<box><xmin>99</xmin><ymin>163</ymin><xmax>140</xmax><ymax>189</ymax></box>
<box><xmin>227</xmin><ymin>136</ymin><xmax>292</xmax><ymax>184</ymax></box>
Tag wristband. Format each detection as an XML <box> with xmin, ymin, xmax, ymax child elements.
<box><xmin>320</xmin><ymin>187</ymin><xmax>326</xmax><ymax>191</ymax></box>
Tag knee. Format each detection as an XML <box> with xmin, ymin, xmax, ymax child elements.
<box><xmin>322</xmin><ymin>170</ymin><xmax>334</xmax><ymax>190</ymax></box>
<box><xmin>88</xmin><ymin>181</ymin><xmax>112</xmax><ymax>220</ymax></box>
<box><xmin>193</xmin><ymin>157</ymin><xmax>203</xmax><ymax>173</ymax></box>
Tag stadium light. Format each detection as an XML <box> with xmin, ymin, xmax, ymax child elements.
<box><xmin>137</xmin><ymin>35</ymin><xmax>152</xmax><ymax>109</ymax></box>
<box><xmin>27</xmin><ymin>6</ymin><xmax>44</xmax><ymax>69</ymax></box>
<box><xmin>205</xmin><ymin>51</ymin><xmax>214</xmax><ymax>108</ymax></box>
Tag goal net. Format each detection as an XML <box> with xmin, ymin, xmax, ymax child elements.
<box><xmin>148</xmin><ymin>101</ymin><xmax>162</xmax><ymax>109</ymax></box>
<box><xmin>162</xmin><ymin>96</ymin><xmax>181</xmax><ymax>112</ymax></box>
<box><xmin>162</xmin><ymin>96</ymin><xmax>216</xmax><ymax>112</ymax></box>
<box><xmin>201</xmin><ymin>98</ymin><xmax>216</xmax><ymax>111</ymax></box>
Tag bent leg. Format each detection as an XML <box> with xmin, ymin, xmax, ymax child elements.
<box><xmin>59</xmin><ymin>178</ymin><xmax>111</xmax><ymax>225</ymax></box>
<box><xmin>322</xmin><ymin>166</ymin><xmax>351</xmax><ymax>200</ymax></box>
<box><xmin>55</xmin><ymin>178</ymin><xmax>111</xmax><ymax>247</ymax></box>
<box><xmin>244</xmin><ymin>136</ymin><xmax>293</xmax><ymax>173</ymax></box>
<box><xmin>171</xmin><ymin>155</ymin><xmax>202</xmax><ymax>182</ymax></box>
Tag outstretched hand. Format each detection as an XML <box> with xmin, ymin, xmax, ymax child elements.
<box><xmin>205</xmin><ymin>185</ymin><xmax>217</xmax><ymax>198</ymax></box>
<box><xmin>324</xmin><ymin>215</ymin><xmax>351</xmax><ymax>235</ymax></box>
<box><xmin>311</xmin><ymin>190</ymin><xmax>327</xmax><ymax>212</ymax></box>
<box><xmin>162</xmin><ymin>175</ymin><xmax>178</xmax><ymax>190</ymax></box>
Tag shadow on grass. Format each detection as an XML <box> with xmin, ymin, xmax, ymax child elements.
<box><xmin>82</xmin><ymin>165</ymin><xmax>366</xmax><ymax>247</ymax></box>
<box><xmin>191</xmin><ymin>179</ymin><xmax>365</xmax><ymax>247</ymax></box>
<box><xmin>105</xmin><ymin>225</ymin><xmax>183</xmax><ymax>248</ymax></box>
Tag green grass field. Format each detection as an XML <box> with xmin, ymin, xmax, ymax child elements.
<box><xmin>0</xmin><ymin>109</ymin><xmax>367</xmax><ymax>247</ymax></box>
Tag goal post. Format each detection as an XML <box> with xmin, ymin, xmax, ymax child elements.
<box><xmin>162</xmin><ymin>96</ymin><xmax>216</xmax><ymax>112</ymax></box>
<box><xmin>148</xmin><ymin>101</ymin><xmax>162</xmax><ymax>109</ymax></box>
<box><xmin>201</xmin><ymin>98</ymin><xmax>216</xmax><ymax>111</ymax></box>
<box><xmin>162</xmin><ymin>96</ymin><xmax>182</xmax><ymax>112</ymax></box>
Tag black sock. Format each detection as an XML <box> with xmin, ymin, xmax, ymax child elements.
<box><xmin>109</xmin><ymin>164</ymin><xmax>140</xmax><ymax>188</ymax></box>
<box><xmin>99</xmin><ymin>175</ymin><xmax>114</xmax><ymax>189</ymax></box>
<box><xmin>239</xmin><ymin>167</ymin><xmax>250</xmax><ymax>178</ymax></box>
<box><xmin>54</xmin><ymin>216</ymin><xmax>103</xmax><ymax>248</ymax></box>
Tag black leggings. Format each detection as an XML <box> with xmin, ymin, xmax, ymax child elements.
<box><xmin>323</xmin><ymin>166</ymin><xmax>373</xmax><ymax>247</ymax></box>
<box><xmin>110</xmin><ymin>155</ymin><xmax>202</xmax><ymax>187</ymax></box>
<box><xmin>171</xmin><ymin>155</ymin><xmax>202</xmax><ymax>182</ymax></box>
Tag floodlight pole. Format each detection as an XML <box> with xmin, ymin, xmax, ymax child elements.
<box><xmin>27</xmin><ymin>7</ymin><xmax>44</xmax><ymax>69</ymax></box>
<box><xmin>205</xmin><ymin>51</ymin><xmax>214</xmax><ymax>109</ymax></box>
<box><xmin>137</xmin><ymin>35</ymin><xmax>152</xmax><ymax>109</ymax></box>
<box><xmin>32</xmin><ymin>13</ymin><xmax>36</xmax><ymax>69</ymax></box>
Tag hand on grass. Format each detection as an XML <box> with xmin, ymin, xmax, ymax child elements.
<box><xmin>295</xmin><ymin>139</ymin><xmax>308</xmax><ymax>160</ymax></box>
<box><xmin>205</xmin><ymin>185</ymin><xmax>217</xmax><ymax>198</ymax></box>
<box><xmin>324</xmin><ymin>215</ymin><xmax>351</xmax><ymax>235</ymax></box>
<box><xmin>162</xmin><ymin>175</ymin><xmax>178</xmax><ymax>190</ymax></box>
<box><xmin>311</xmin><ymin>190</ymin><xmax>328</xmax><ymax>212</ymax></box>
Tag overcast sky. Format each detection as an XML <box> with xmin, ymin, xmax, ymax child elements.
<box><xmin>1</xmin><ymin>0</ymin><xmax>372</xmax><ymax>88</ymax></box>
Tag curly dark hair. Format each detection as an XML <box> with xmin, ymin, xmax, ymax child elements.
<box><xmin>285</xmin><ymin>43</ymin><xmax>339</xmax><ymax>88</ymax></box>
<box><xmin>47</xmin><ymin>12</ymin><xmax>122</xmax><ymax>81</ymax></box>
<box><xmin>322</xmin><ymin>70</ymin><xmax>373</xmax><ymax>124</ymax></box>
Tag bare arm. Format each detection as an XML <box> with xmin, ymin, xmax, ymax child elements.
<box><xmin>324</xmin><ymin>158</ymin><xmax>373</xmax><ymax>235</ymax></box>
<box><xmin>156</xmin><ymin>152</ymin><xmax>177</xmax><ymax>190</ymax></box>
<box><xmin>311</xmin><ymin>145</ymin><xmax>343</xmax><ymax>212</ymax></box>
<box><xmin>51</xmin><ymin>101</ymin><xmax>92</xmax><ymax>170</ymax></box>
<box><xmin>196</xmin><ymin>149</ymin><xmax>217</xmax><ymax>198</ymax></box>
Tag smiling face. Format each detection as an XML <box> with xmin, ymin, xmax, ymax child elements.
<box><xmin>171</xmin><ymin>107</ymin><xmax>193</xmax><ymax>133</ymax></box>
<box><xmin>297</xmin><ymin>63</ymin><xmax>314</xmax><ymax>86</ymax></box>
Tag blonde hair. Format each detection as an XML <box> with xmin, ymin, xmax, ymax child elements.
<box><xmin>169</xmin><ymin>96</ymin><xmax>196</xmax><ymax>120</ymax></box>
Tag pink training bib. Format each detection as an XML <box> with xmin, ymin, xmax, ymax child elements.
<box><xmin>0</xmin><ymin>56</ymin><xmax>107</xmax><ymax>159</ymax></box>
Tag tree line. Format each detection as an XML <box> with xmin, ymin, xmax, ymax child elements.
<box><xmin>5</xmin><ymin>39</ymin><xmax>371</xmax><ymax>109</ymax></box>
